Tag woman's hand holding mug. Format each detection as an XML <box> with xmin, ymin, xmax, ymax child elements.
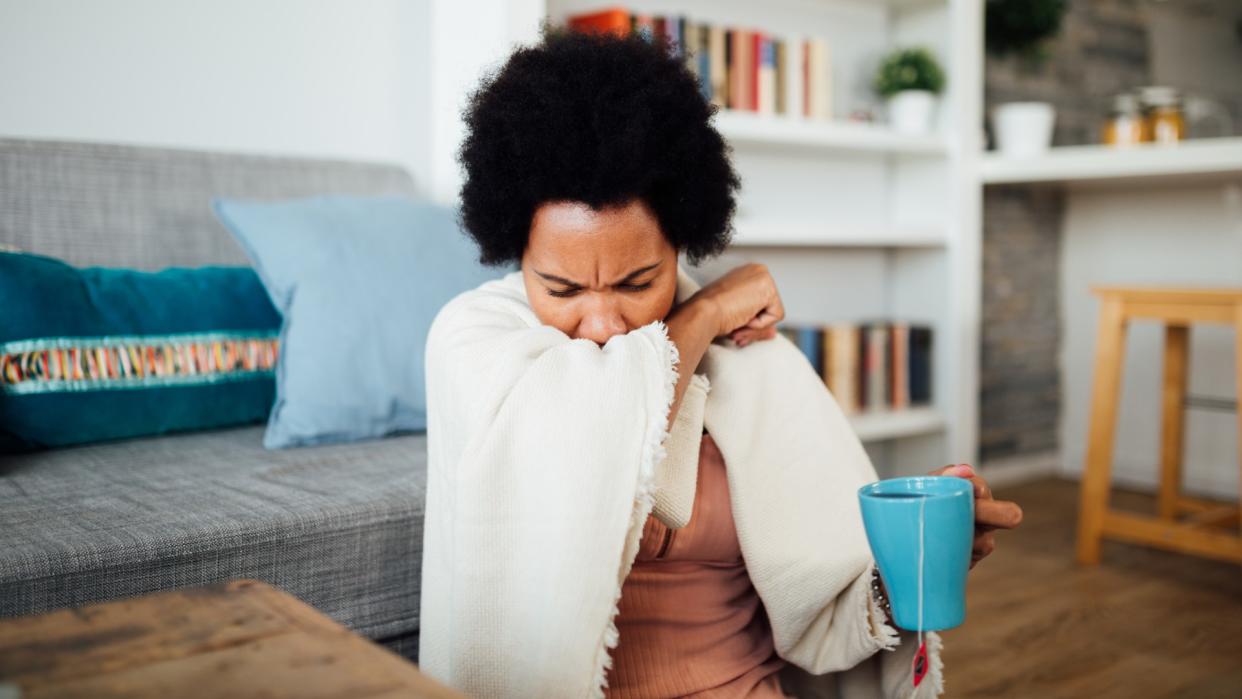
<box><xmin>859</xmin><ymin>466</ymin><xmax>1023</xmax><ymax>631</ymax></box>
<box><xmin>929</xmin><ymin>464</ymin><xmax>1023</xmax><ymax>569</ymax></box>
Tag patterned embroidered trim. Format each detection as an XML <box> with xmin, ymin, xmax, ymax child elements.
<box><xmin>0</xmin><ymin>331</ymin><xmax>279</xmax><ymax>395</ymax></box>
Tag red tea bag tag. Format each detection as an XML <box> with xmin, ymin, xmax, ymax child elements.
<box><xmin>912</xmin><ymin>641</ymin><xmax>928</xmax><ymax>688</ymax></box>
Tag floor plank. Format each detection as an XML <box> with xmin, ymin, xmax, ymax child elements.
<box><xmin>941</xmin><ymin>478</ymin><xmax>1242</xmax><ymax>698</ymax></box>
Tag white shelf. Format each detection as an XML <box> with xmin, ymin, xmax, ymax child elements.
<box><xmin>850</xmin><ymin>407</ymin><xmax>946</xmax><ymax>442</ymax></box>
<box><xmin>714</xmin><ymin>111</ymin><xmax>948</xmax><ymax>156</ymax></box>
<box><xmin>979</xmin><ymin>137</ymin><xmax>1242</xmax><ymax>187</ymax></box>
<box><xmin>732</xmin><ymin>221</ymin><xmax>945</xmax><ymax>248</ymax></box>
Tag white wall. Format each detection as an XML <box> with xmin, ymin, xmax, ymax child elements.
<box><xmin>0</xmin><ymin>0</ymin><xmax>543</xmax><ymax>203</ymax></box>
<box><xmin>423</xmin><ymin>0</ymin><xmax>543</xmax><ymax>202</ymax></box>
<box><xmin>1060</xmin><ymin>182</ymin><xmax>1242</xmax><ymax>499</ymax></box>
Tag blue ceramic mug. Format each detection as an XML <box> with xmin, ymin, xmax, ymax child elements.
<box><xmin>857</xmin><ymin>476</ymin><xmax>974</xmax><ymax>631</ymax></box>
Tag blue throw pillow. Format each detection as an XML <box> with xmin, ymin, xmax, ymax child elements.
<box><xmin>0</xmin><ymin>252</ymin><xmax>281</xmax><ymax>452</ymax></box>
<box><xmin>213</xmin><ymin>196</ymin><xmax>501</xmax><ymax>448</ymax></box>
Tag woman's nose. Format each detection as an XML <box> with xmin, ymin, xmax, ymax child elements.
<box><xmin>576</xmin><ymin>297</ymin><xmax>628</xmax><ymax>345</ymax></box>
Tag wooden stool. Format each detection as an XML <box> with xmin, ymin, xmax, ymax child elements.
<box><xmin>1076</xmin><ymin>287</ymin><xmax>1242</xmax><ymax>566</ymax></box>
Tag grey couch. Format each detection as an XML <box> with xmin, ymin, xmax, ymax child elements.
<box><xmin>0</xmin><ymin>139</ymin><xmax>427</xmax><ymax>661</ymax></box>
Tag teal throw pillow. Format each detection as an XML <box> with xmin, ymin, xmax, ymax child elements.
<box><xmin>0</xmin><ymin>252</ymin><xmax>281</xmax><ymax>452</ymax></box>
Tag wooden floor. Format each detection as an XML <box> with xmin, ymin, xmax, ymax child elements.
<box><xmin>940</xmin><ymin>477</ymin><xmax>1242</xmax><ymax>699</ymax></box>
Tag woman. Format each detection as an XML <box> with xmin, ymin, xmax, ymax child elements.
<box><xmin>420</xmin><ymin>29</ymin><xmax>1022</xmax><ymax>699</ymax></box>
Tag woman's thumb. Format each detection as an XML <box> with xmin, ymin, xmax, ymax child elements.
<box><xmin>933</xmin><ymin>463</ymin><xmax>975</xmax><ymax>478</ymax></box>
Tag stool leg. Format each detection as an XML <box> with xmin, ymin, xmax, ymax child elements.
<box><xmin>1159</xmin><ymin>325</ymin><xmax>1189</xmax><ymax>520</ymax></box>
<box><xmin>1235</xmin><ymin>310</ymin><xmax>1242</xmax><ymax>537</ymax></box>
<box><xmin>1077</xmin><ymin>298</ymin><xmax>1127</xmax><ymax>565</ymax></box>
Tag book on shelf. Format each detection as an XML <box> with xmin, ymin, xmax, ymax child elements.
<box><xmin>806</xmin><ymin>38</ymin><xmax>831</xmax><ymax>120</ymax></box>
<box><xmin>779</xmin><ymin>322</ymin><xmax>933</xmax><ymax>415</ymax></box>
<box><xmin>567</xmin><ymin>8</ymin><xmax>833</xmax><ymax>121</ymax></box>
<box><xmin>708</xmin><ymin>25</ymin><xmax>727</xmax><ymax>109</ymax></box>
<box><xmin>859</xmin><ymin>324</ymin><xmax>888</xmax><ymax>413</ymax></box>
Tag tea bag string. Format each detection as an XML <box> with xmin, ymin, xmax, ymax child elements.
<box><xmin>917</xmin><ymin>493</ymin><xmax>925</xmax><ymax>653</ymax></box>
<box><xmin>909</xmin><ymin>493</ymin><xmax>930</xmax><ymax>689</ymax></box>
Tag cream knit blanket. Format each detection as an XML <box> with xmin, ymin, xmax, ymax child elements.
<box><xmin>420</xmin><ymin>270</ymin><xmax>945</xmax><ymax>699</ymax></box>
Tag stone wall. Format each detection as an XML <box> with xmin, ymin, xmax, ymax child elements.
<box><xmin>980</xmin><ymin>186</ymin><xmax>1064</xmax><ymax>459</ymax></box>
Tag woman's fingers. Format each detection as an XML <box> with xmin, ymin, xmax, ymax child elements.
<box><xmin>746</xmin><ymin>297</ymin><xmax>785</xmax><ymax>330</ymax></box>
<box><xmin>966</xmin><ymin>474</ymin><xmax>992</xmax><ymax>501</ymax></box>
<box><xmin>971</xmin><ymin>530</ymin><xmax>996</xmax><ymax>567</ymax></box>
<box><xmin>734</xmin><ymin>290</ymin><xmax>784</xmax><ymax>346</ymax></box>
<box><xmin>930</xmin><ymin>464</ymin><xmax>999</xmax><ymax>506</ymax></box>
<box><xmin>931</xmin><ymin>463</ymin><xmax>975</xmax><ymax>479</ymax></box>
<box><xmin>976</xmin><ymin>499</ymin><xmax>1023</xmax><ymax>529</ymax></box>
<box><xmin>735</xmin><ymin>327</ymin><xmax>775</xmax><ymax>342</ymax></box>
<box><xmin>731</xmin><ymin>325</ymin><xmax>778</xmax><ymax>347</ymax></box>
<box><xmin>929</xmin><ymin>463</ymin><xmax>1020</xmax><ymax>570</ymax></box>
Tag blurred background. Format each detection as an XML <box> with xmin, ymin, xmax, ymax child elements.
<box><xmin>2</xmin><ymin>1</ymin><xmax>1240</xmax><ymax>696</ymax></box>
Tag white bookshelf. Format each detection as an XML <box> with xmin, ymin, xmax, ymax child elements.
<box><xmin>979</xmin><ymin>137</ymin><xmax>1242</xmax><ymax>186</ymax></box>
<box><xmin>538</xmin><ymin>0</ymin><xmax>981</xmax><ymax>476</ymax></box>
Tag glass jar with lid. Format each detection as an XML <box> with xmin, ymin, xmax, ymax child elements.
<box><xmin>1139</xmin><ymin>86</ymin><xmax>1185</xmax><ymax>145</ymax></box>
<box><xmin>1101</xmin><ymin>93</ymin><xmax>1143</xmax><ymax>147</ymax></box>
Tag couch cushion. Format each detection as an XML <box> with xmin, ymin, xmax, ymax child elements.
<box><xmin>0</xmin><ymin>138</ymin><xmax>415</xmax><ymax>271</ymax></box>
<box><xmin>0</xmin><ymin>426</ymin><xmax>425</xmax><ymax>642</ymax></box>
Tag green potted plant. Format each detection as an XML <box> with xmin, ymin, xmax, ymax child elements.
<box><xmin>874</xmin><ymin>48</ymin><xmax>945</xmax><ymax>135</ymax></box>
<box><xmin>985</xmin><ymin>0</ymin><xmax>1066</xmax><ymax>59</ymax></box>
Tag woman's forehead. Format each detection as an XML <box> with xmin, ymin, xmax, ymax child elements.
<box><xmin>526</xmin><ymin>200</ymin><xmax>672</xmax><ymax>283</ymax></box>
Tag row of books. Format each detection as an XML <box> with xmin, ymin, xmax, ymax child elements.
<box><xmin>779</xmin><ymin>324</ymin><xmax>933</xmax><ymax>415</ymax></box>
<box><xmin>568</xmin><ymin>8</ymin><xmax>833</xmax><ymax>119</ymax></box>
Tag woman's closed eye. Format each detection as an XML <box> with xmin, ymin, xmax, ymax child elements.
<box><xmin>546</xmin><ymin>280</ymin><xmax>654</xmax><ymax>297</ymax></box>
<box><xmin>618</xmin><ymin>281</ymin><xmax>654</xmax><ymax>292</ymax></box>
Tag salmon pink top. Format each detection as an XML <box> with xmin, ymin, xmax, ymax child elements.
<box><xmin>605</xmin><ymin>433</ymin><xmax>787</xmax><ymax>699</ymax></box>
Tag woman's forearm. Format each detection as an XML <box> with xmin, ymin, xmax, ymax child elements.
<box><xmin>661</xmin><ymin>263</ymin><xmax>785</xmax><ymax>430</ymax></box>
<box><xmin>663</xmin><ymin>297</ymin><xmax>718</xmax><ymax>430</ymax></box>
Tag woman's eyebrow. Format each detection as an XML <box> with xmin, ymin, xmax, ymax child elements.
<box><xmin>533</xmin><ymin>270</ymin><xmax>581</xmax><ymax>287</ymax></box>
<box><xmin>534</xmin><ymin>262</ymin><xmax>662</xmax><ymax>288</ymax></box>
<box><xmin>614</xmin><ymin>262</ymin><xmax>662</xmax><ymax>285</ymax></box>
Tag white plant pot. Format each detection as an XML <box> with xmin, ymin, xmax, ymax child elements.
<box><xmin>992</xmin><ymin>102</ymin><xmax>1056</xmax><ymax>157</ymax></box>
<box><xmin>887</xmin><ymin>90</ymin><xmax>936</xmax><ymax>135</ymax></box>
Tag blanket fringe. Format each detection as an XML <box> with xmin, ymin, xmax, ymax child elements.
<box><xmin>588</xmin><ymin>321</ymin><xmax>681</xmax><ymax>699</ymax></box>
<box><xmin>863</xmin><ymin>563</ymin><xmax>902</xmax><ymax>654</ymax></box>
<box><xmin>920</xmin><ymin>631</ymin><xmax>945</xmax><ymax>698</ymax></box>
<box><xmin>866</xmin><ymin>561</ymin><xmax>949</xmax><ymax>697</ymax></box>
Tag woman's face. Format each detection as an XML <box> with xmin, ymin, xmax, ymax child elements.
<box><xmin>522</xmin><ymin>199</ymin><xmax>679</xmax><ymax>345</ymax></box>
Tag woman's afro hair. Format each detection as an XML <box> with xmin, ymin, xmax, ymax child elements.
<box><xmin>457</xmin><ymin>28</ymin><xmax>740</xmax><ymax>266</ymax></box>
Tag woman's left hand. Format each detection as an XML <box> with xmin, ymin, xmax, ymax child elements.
<box><xmin>929</xmin><ymin>463</ymin><xmax>1023</xmax><ymax>569</ymax></box>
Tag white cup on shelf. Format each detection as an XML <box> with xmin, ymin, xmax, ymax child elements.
<box><xmin>992</xmin><ymin>102</ymin><xmax>1056</xmax><ymax>158</ymax></box>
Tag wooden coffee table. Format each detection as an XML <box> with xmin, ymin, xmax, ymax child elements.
<box><xmin>0</xmin><ymin>579</ymin><xmax>464</xmax><ymax>699</ymax></box>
